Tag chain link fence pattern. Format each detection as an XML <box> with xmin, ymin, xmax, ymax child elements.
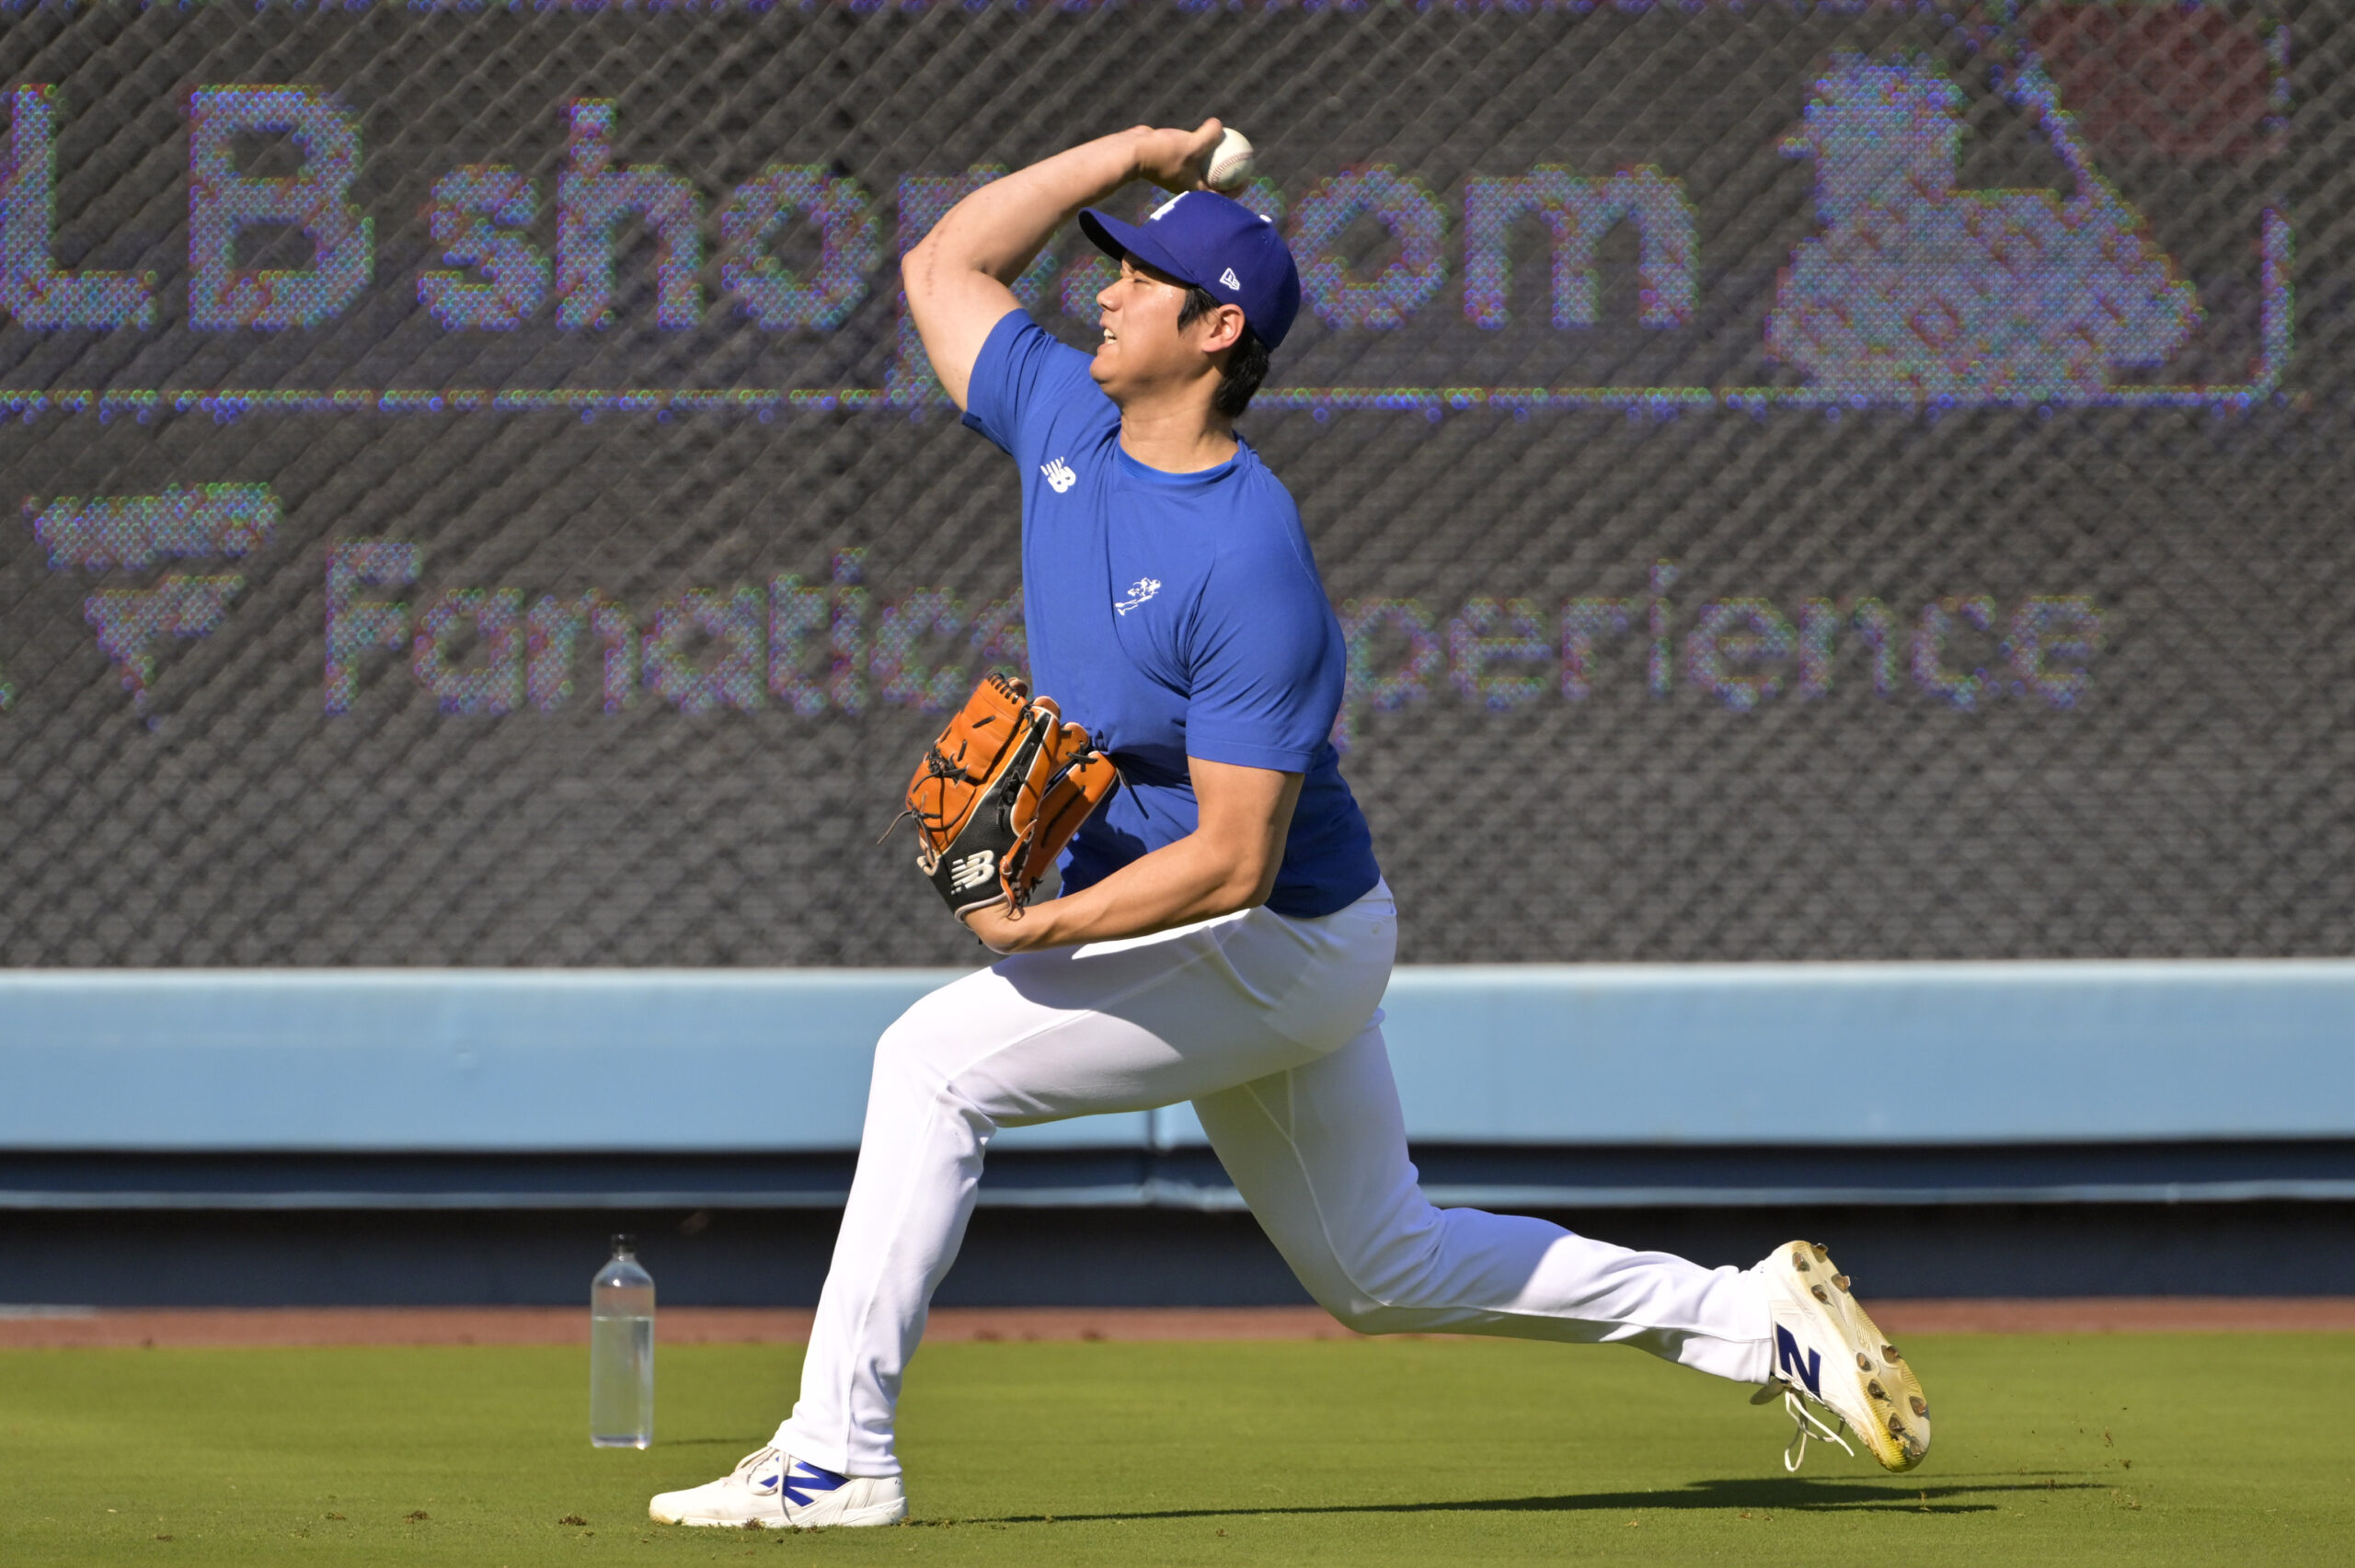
<box><xmin>0</xmin><ymin>0</ymin><xmax>2347</xmax><ymax>967</ymax></box>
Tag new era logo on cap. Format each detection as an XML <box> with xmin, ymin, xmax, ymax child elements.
<box><xmin>1219</xmin><ymin>267</ymin><xmax>1241</xmax><ymax>291</ymax></box>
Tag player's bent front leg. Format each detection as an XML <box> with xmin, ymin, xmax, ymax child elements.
<box><xmin>646</xmin><ymin>898</ymin><xmax>1393</xmax><ymax>1525</ymax></box>
<box><xmin>647</xmin><ymin>975</ymin><xmax>1045</xmax><ymax>1519</ymax></box>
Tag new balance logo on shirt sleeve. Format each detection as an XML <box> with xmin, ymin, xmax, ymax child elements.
<box><xmin>1040</xmin><ymin>457</ymin><xmax>1076</xmax><ymax>493</ymax></box>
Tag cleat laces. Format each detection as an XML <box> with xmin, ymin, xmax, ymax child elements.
<box><xmin>730</xmin><ymin>1447</ymin><xmax>786</xmax><ymax>1494</ymax></box>
<box><xmin>1779</xmin><ymin>1391</ymin><xmax>1855</xmax><ymax>1471</ymax></box>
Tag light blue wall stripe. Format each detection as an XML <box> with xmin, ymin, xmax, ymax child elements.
<box><xmin>1363</xmin><ymin>962</ymin><xmax>2355</xmax><ymax>1147</ymax></box>
<box><xmin>2</xmin><ymin>962</ymin><xmax>2349</xmax><ymax>1152</ymax></box>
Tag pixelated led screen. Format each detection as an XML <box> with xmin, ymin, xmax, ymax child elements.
<box><xmin>0</xmin><ymin>0</ymin><xmax>2345</xmax><ymax>966</ymax></box>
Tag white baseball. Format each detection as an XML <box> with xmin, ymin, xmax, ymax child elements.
<box><xmin>1205</xmin><ymin>127</ymin><xmax>1256</xmax><ymax>193</ymax></box>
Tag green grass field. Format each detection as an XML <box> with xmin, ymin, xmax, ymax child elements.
<box><xmin>5</xmin><ymin>1333</ymin><xmax>2349</xmax><ymax>1566</ymax></box>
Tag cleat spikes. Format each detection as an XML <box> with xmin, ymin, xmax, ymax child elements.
<box><xmin>1759</xmin><ymin>1240</ymin><xmax>1929</xmax><ymax>1475</ymax></box>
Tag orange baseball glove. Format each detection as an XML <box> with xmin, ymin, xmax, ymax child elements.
<box><xmin>896</xmin><ymin>672</ymin><xmax>1119</xmax><ymax>918</ymax></box>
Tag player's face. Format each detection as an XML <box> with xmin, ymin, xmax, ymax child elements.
<box><xmin>1089</xmin><ymin>254</ymin><xmax>1217</xmax><ymax>404</ymax></box>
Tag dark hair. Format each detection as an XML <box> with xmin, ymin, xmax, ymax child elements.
<box><xmin>1178</xmin><ymin>284</ymin><xmax>1270</xmax><ymax>419</ymax></box>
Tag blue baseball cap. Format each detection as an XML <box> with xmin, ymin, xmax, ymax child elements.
<box><xmin>1079</xmin><ymin>190</ymin><xmax>1302</xmax><ymax>349</ymax></box>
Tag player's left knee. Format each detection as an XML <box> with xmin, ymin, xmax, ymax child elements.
<box><xmin>867</xmin><ymin>1009</ymin><xmax>964</xmax><ymax>1104</ymax></box>
<box><xmin>870</xmin><ymin>989</ymin><xmax>982</xmax><ymax>1073</ymax></box>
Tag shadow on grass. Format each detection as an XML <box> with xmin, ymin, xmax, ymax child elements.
<box><xmin>930</xmin><ymin>1473</ymin><xmax>2101</xmax><ymax>1526</ymax></box>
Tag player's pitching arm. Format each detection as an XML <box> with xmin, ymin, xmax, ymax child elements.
<box><xmin>902</xmin><ymin>120</ymin><xmax>1225</xmax><ymax>409</ymax></box>
<box><xmin>962</xmin><ymin>760</ymin><xmax>1303</xmax><ymax>955</ymax></box>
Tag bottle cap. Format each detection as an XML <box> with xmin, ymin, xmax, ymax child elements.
<box><xmin>610</xmin><ymin>1232</ymin><xmax>636</xmax><ymax>1256</ymax></box>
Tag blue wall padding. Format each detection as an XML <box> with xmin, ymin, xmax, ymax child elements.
<box><xmin>2</xmin><ymin>963</ymin><xmax>2349</xmax><ymax>1152</ymax></box>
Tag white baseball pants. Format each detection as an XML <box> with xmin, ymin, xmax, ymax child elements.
<box><xmin>774</xmin><ymin>881</ymin><xmax>1774</xmax><ymax>1477</ymax></box>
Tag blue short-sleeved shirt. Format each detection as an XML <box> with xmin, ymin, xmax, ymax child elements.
<box><xmin>960</xmin><ymin>309</ymin><xmax>1381</xmax><ymax>919</ymax></box>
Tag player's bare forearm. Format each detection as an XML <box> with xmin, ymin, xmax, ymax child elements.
<box><xmin>963</xmin><ymin>759</ymin><xmax>1302</xmax><ymax>953</ymax></box>
<box><xmin>903</xmin><ymin>120</ymin><xmax>1223</xmax><ymax>408</ymax></box>
<box><xmin>969</xmin><ymin>834</ymin><xmax>1262</xmax><ymax>952</ymax></box>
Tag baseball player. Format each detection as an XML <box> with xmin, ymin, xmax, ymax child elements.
<box><xmin>650</xmin><ymin>120</ymin><xmax>1927</xmax><ymax>1530</ymax></box>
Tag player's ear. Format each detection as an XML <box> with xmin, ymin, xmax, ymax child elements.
<box><xmin>1199</xmin><ymin>303</ymin><xmax>1246</xmax><ymax>355</ymax></box>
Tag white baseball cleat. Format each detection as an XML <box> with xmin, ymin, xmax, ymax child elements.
<box><xmin>1752</xmin><ymin>1239</ymin><xmax>1930</xmax><ymax>1473</ymax></box>
<box><xmin>649</xmin><ymin>1446</ymin><xmax>908</xmax><ymax>1529</ymax></box>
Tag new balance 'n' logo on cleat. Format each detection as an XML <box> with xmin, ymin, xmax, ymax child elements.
<box><xmin>649</xmin><ymin>1447</ymin><xmax>909</xmax><ymax>1529</ymax></box>
<box><xmin>1774</xmin><ymin>1323</ymin><xmax>1821</xmax><ymax>1396</ymax></box>
<box><xmin>1754</xmin><ymin>1240</ymin><xmax>1930</xmax><ymax>1472</ymax></box>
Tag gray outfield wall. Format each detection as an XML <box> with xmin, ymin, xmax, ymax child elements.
<box><xmin>2</xmin><ymin>2</ymin><xmax>2349</xmax><ymax>970</ymax></box>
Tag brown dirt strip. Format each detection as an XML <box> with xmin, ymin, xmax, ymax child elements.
<box><xmin>2</xmin><ymin>1299</ymin><xmax>2351</xmax><ymax>1349</ymax></box>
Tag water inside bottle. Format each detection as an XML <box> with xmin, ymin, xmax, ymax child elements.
<box><xmin>590</xmin><ymin>1313</ymin><xmax>654</xmax><ymax>1448</ymax></box>
<box><xmin>591</xmin><ymin>1234</ymin><xmax>655</xmax><ymax>1448</ymax></box>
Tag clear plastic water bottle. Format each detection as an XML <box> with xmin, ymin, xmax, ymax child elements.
<box><xmin>590</xmin><ymin>1233</ymin><xmax>655</xmax><ymax>1448</ymax></box>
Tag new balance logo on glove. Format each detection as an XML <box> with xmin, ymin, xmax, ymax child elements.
<box><xmin>946</xmin><ymin>850</ymin><xmax>996</xmax><ymax>894</ymax></box>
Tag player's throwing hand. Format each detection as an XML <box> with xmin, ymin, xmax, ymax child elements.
<box><xmin>1128</xmin><ymin>118</ymin><xmax>1226</xmax><ymax>193</ymax></box>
